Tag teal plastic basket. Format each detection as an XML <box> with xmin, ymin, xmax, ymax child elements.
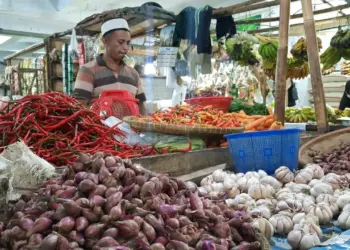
<box><xmin>224</xmin><ymin>129</ymin><xmax>302</xmax><ymax>174</ymax></box>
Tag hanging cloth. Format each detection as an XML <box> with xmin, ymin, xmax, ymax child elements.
<box><xmin>216</xmin><ymin>16</ymin><xmax>237</xmax><ymax>39</ymax></box>
<box><xmin>288</xmin><ymin>80</ymin><xmax>298</xmax><ymax>107</ymax></box>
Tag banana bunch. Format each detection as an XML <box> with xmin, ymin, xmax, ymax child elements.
<box><xmin>258</xmin><ymin>41</ymin><xmax>278</xmax><ymax>61</ymax></box>
<box><xmin>287</xmin><ymin>59</ymin><xmax>310</xmax><ymax>80</ymax></box>
<box><xmin>320</xmin><ymin>46</ymin><xmax>342</xmax><ymax>71</ymax></box>
<box><xmin>323</xmin><ymin>66</ymin><xmax>336</xmax><ymax>75</ymax></box>
<box><xmin>341</xmin><ymin>61</ymin><xmax>350</xmax><ymax>75</ymax></box>
<box><xmin>342</xmin><ymin>108</ymin><xmax>350</xmax><ymax>117</ymax></box>
<box><xmin>255</xmin><ymin>34</ymin><xmax>278</xmax><ymax>44</ymax></box>
<box><xmin>285</xmin><ymin>108</ymin><xmax>311</xmax><ymax>123</ymax></box>
<box><xmin>291</xmin><ymin>37</ymin><xmax>322</xmax><ymax>61</ymax></box>
<box><xmin>330</xmin><ymin>29</ymin><xmax>350</xmax><ymax>49</ymax></box>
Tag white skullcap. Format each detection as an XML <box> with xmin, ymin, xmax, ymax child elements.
<box><xmin>101</xmin><ymin>18</ymin><xmax>130</xmax><ymax>36</ymax></box>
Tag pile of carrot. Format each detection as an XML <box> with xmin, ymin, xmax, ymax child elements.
<box><xmin>134</xmin><ymin>104</ymin><xmax>283</xmax><ymax>131</ymax></box>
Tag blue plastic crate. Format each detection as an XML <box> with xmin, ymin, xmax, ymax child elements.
<box><xmin>224</xmin><ymin>129</ymin><xmax>302</xmax><ymax>174</ymax></box>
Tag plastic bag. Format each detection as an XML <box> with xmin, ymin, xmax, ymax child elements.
<box><xmin>0</xmin><ymin>141</ymin><xmax>56</xmax><ymax>202</ymax></box>
<box><xmin>172</xmin><ymin>84</ymin><xmax>187</xmax><ymax>106</ymax></box>
<box><xmin>69</xmin><ymin>28</ymin><xmax>79</xmax><ymax>61</ymax></box>
<box><xmin>102</xmin><ymin>116</ymin><xmax>149</xmax><ymax>146</ymax></box>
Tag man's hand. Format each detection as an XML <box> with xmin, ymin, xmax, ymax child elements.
<box><xmin>138</xmin><ymin>102</ymin><xmax>147</xmax><ymax>116</ymax></box>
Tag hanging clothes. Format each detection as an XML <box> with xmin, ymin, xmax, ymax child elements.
<box><xmin>216</xmin><ymin>16</ymin><xmax>237</xmax><ymax>39</ymax></box>
<box><xmin>288</xmin><ymin>80</ymin><xmax>298</xmax><ymax>107</ymax></box>
<box><xmin>172</xmin><ymin>7</ymin><xmax>196</xmax><ymax>47</ymax></box>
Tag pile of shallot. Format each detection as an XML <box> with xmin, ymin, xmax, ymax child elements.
<box><xmin>197</xmin><ymin>164</ymin><xmax>350</xmax><ymax>249</ymax></box>
<box><xmin>0</xmin><ymin>153</ymin><xmax>263</xmax><ymax>250</ymax></box>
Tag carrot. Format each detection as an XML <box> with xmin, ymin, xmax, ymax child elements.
<box><xmin>264</xmin><ymin>118</ymin><xmax>275</xmax><ymax>128</ymax></box>
<box><xmin>268</xmin><ymin>107</ymin><xmax>273</xmax><ymax>115</ymax></box>
<box><xmin>269</xmin><ymin>121</ymin><xmax>283</xmax><ymax>130</ymax></box>
<box><xmin>239</xmin><ymin>110</ymin><xmax>246</xmax><ymax>115</ymax></box>
<box><xmin>245</xmin><ymin>115</ymin><xmax>273</xmax><ymax>131</ymax></box>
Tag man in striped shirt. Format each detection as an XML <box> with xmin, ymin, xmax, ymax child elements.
<box><xmin>73</xmin><ymin>18</ymin><xmax>147</xmax><ymax>115</ymax></box>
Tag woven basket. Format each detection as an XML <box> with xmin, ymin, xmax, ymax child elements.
<box><xmin>298</xmin><ymin>127</ymin><xmax>350</xmax><ymax>165</ymax></box>
<box><xmin>123</xmin><ymin>116</ymin><xmax>244</xmax><ymax>136</ymax></box>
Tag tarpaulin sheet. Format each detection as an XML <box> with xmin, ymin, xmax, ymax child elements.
<box><xmin>271</xmin><ymin>225</ymin><xmax>350</xmax><ymax>250</ymax></box>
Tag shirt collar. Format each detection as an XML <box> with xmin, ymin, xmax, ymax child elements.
<box><xmin>96</xmin><ymin>54</ymin><xmax>125</xmax><ymax>67</ymax></box>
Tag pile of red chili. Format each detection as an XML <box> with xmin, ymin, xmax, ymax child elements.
<box><xmin>0</xmin><ymin>92</ymin><xmax>156</xmax><ymax>166</ymax></box>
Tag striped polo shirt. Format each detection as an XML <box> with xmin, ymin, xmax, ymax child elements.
<box><xmin>73</xmin><ymin>54</ymin><xmax>146</xmax><ymax>102</ymax></box>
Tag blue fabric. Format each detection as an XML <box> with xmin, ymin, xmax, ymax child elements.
<box><xmin>271</xmin><ymin>226</ymin><xmax>350</xmax><ymax>250</ymax></box>
<box><xmin>172</xmin><ymin>7</ymin><xmax>196</xmax><ymax>47</ymax></box>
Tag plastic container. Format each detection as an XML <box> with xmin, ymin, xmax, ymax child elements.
<box><xmin>91</xmin><ymin>90</ymin><xmax>139</xmax><ymax>118</ymax></box>
<box><xmin>185</xmin><ymin>97</ymin><xmax>233</xmax><ymax>112</ymax></box>
<box><xmin>224</xmin><ymin>129</ymin><xmax>302</xmax><ymax>174</ymax></box>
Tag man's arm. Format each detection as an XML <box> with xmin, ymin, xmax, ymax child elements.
<box><xmin>73</xmin><ymin>66</ymin><xmax>94</xmax><ymax>105</ymax></box>
<box><xmin>135</xmin><ymin>72</ymin><xmax>147</xmax><ymax>116</ymax></box>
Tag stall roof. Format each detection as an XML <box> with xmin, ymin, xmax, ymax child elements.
<box><xmin>52</xmin><ymin>4</ymin><xmax>176</xmax><ymax>38</ymax></box>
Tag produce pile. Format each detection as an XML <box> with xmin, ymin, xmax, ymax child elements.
<box><xmin>132</xmin><ymin>104</ymin><xmax>282</xmax><ymax>131</ymax></box>
<box><xmin>285</xmin><ymin>105</ymin><xmax>345</xmax><ymax>124</ymax></box>
<box><xmin>341</xmin><ymin>61</ymin><xmax>350</xmax><ymax>75</ymax></box>
<box><xmin>229</xmin><ymin>100</ymin><xmax>269</xmax><ymax>116</ymax></box>
<box><xmin>196</xmin><ymin>165</ymin><xmax>350</xmax><ymax>249</ymax></box>
<box><xmin>225</xmin><ymin>33</ymin><xmax>260</xmax><ymax>66</ymax></box>
<box><xmin>321</xmin><ymin>29</ymin><xmax>350</xmax><ymax>71</ymax></box>
<box><xmin>310</xmin><ymin>142</ymin><xmax>350</xmax><ymax>175</ymax></box>
<box><xmin>260</xmin><ymin>37</ymin><xmax>318</xmax><ymax>80</ymax></box>
<box><xmin>0</xmin><ymin>92</ymin><xmax>155</xmax><ymax>166</ymax></box>
<box><xmin>0</xmin><ymin>154</ymin><xmax>265</xmax><ymax>250</ymax></box>
<box><xmin>186</xmin><ymin>87</ymin><xmax>225</xmax><ymax>99</ymax></box>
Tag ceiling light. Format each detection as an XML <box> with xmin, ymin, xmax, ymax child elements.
<box><xmin>0</xmin><ymin>35</ymin><xmax>11</xmax><ymax>45</ymax></box>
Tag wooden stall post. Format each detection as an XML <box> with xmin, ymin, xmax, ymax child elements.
<box><xmin>274</xmin><ymin>0</ymin><xmax>291</xmax><ymax>124</ymax></box>
<box><xmin>301</xmin><ymin>0</ymin><xmax>329</xmax><ymax>133</ymax></box>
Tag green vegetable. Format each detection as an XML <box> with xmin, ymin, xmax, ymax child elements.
<box><xmin>229</xmin><ymin>99</ymin><xmax>268</xmax><ymax>115</ymax></box>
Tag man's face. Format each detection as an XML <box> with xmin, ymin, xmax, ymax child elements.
<box><xmin>103</xmin><ymin>30</ymin><xmax>131</xmax><ymax>61</ymax></box>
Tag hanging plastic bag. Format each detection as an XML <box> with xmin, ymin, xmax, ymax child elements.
<box><xmin>69</xmin><ymin>28</ymin><xmax>79</xmax><ymax>63</ymax></box>
<box><xmin>172</xmin><ymin>84</ymin><xmax>187</xmax><ymax>106</ymax></box>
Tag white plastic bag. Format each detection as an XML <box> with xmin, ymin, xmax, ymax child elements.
<box><xmin>69</xmin><ymin>28</ymin><xmax>79</xmax><ymax>61</ymax></box>
<box><xmin>103</xmin><ymin>116</ymin><xmax>149</xmax><ymax>146</ymax></box>
<box><xmin>172</xmin><ymin>84</ymin><xmax>187</xmax><ymax>106</ymax></box>
<box><xmin>0</xmin><ymin>141</ymin><xmax>56</xmax><ymax>202</ymax></box>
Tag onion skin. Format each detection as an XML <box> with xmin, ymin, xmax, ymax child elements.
<box><xmin>63</xmin><ymin>200</ymin><xmax>82</xmax><ymax>218</ymax></box>
<box><xmin>142</xmin><ymin>221</ymin><xmax>156</xmax><ymax>242</ymax></box>
<box><xmin>103</xmin><ymin>228</ymin><xmax>119</xmax><ymax>239</ymax></box>
<box><xmin>79</xmin><ymin>179</ymin><xmax>96</xmax><ymax>193</ymax></box>
<box><xmin>84</xmin><ymin>223</ymin><xmax>105</xmax><ymax>239</ymax></box>
<box><xmin>39</xmin><ymin>234</ymin><xmax>58</xmax><ymax>250</ymax></box>
<box><xmin>19</xmin><ymin>218</ymin><xmax>33</xmax><ymax>231</ymax></box>
<box><xmin>27</xmin><ymin>217</ymin><xmax>52</xmax><ymax>236</ymax></box>
<box><xmin>69</xmin><ymin>231</ymin><xmax>85</xmax><ymax>246</ymax></box>
<box><xmin>55</xmin><ymin>216</ymin><xmax>75</xmax><ymax>233</ymax></box>
<box><xmin>75</xmin><ymin>217</ymin><xmax>89</xmax><ymax>232</ymax></box>
<box><xmin>95</xmin><ymin>236</ymin><xmax>119</xmax><ymax>247</ymax></box>
<box><xmin>113</xmin><ymin>220</ymin><xmax>140</xmax><ymax>238</ymax></box>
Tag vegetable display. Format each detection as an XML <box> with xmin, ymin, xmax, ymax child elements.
<box><xmin>198</xmin><ymin>164</ymin><xmax>350</xmax><ymax>249</ymax></box>
<box><xmin>0</xmin><ymin>154</ymin><xmax>264</xmax><ymax>250</ymax></box>
<box><xmin>132</xmin><ymin>104</ymin><xmax>282</xmax><ymax>131</ymax></box>
<box><xmin>310</xmin><ymin>143</ymin><xmax>350</xmax><ymax>175</ymax></box>
<box><xmin>0</xmin><ymin>93</ymin><xmax>156</xmax><ymax>166</ymax></box>
<box><xmin>229</xmin><ymin>100</ymin><xmax>269</xmax><ymax>116</ymax></box>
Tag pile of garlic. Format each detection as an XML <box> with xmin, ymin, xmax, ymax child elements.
<box><xmin>198</xmin><ymin>164</ymin><xmax>350</xmax><ymax>249</ymax></box>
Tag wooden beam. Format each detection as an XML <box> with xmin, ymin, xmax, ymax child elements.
<box><xmin>4</xmin><ymin>42</ymin><xmax>45</xmax><ymax>61</ymax></box>
<box><xmin>212</xmin><ymin>0</ymin><xmax>299</xmax><ymax>18</ymax></box>
<box><xmin>275</xmin><ymin>0</ymin><xmax>291</xmax><ymax>124</ymax></box>
<box><xmin>235</xmin><ymin>3</ymin><xmax>350</xmax><ymax>24</ymax></box>
<box><xmin>302</xmin><ymin>0</ymin><xmax>328</xmax><ymax>133</ymax></box>
<box><xmin>248</xmin><ymin>14</ymin><xmax>350</xmax><ymax>34</ymax></box>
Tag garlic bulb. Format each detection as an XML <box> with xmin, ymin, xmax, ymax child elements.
<box><xmin>234</xmin><ymin>194</ymin><xmax>255</xmax><ymax>210</ymax></box>
<box><xmin>252</xmin><ymin>217</ymin><xmax>274</xmax><ymax>240</ymax></box>
<box><xmin>211</xmin><ymin>182</ymin><xmax>224</xmax><ymax>192</ymax></box>
<box><xmin>237</xmin><ymin>177</ymin><xmax>249</xmax><ymax>191</ymax></box>
<box><xmin>227</xmin><ymin>185</ymin><xmax>240</xmax><ymax>198</ymax></box>
<box><xmin>294</xmin><ymin>216</ymin><xmax>322</xmax><ymax>238</ymax></box>
<box><xmin>287</xmin><ymin>228</ymin><xmax>321</xmax><ymax>250</ymax></box>
<box><xmin>244</xmin><ymin>171</ymin><xmax>260</xmax><ymax>180</ymax></box>
<box><xmin>276</xmin><ymin>188</ymin><xmax>294</xmax><ymax>200</ymax></box>
<box><xmin>306</xmin><ymin>203</ymin><xmax>333</xmax><ymax>224</ymax></box>
<box><xmin>200</xmin><ymin>175</ymin><xmax>213</xmax><ymax>186</ymax></box>
<box><xmin>275</xmin><ymin>166</ymin><xmax>294</xmax><ymax>183</ymax></box>
<box><xmin>260</xmin><ymin>176</ymin><xmax>282</xmax><ymax>190</ymax></box>
<box><xmin>256</xmin><ymin>199</ymin><xmax>274</xmax><ymax>208</ymax></box>
<box><xmin>212</xmin><ymin>169</ymin><xmax>227</xmax><ymax>182</ymax></box>
<box><xmin>338</xmin><ymin>211</ymin><xmax>350</xmax><ymax>229</ymax></box>
<box><xmin>295</xmin><ymin>168</ymin><xmax>313</xmax><ymax>184</ymax></box>
<box><xmin>290</xmin><ymin>184</ymin><xmax>311</xmax><ymax>193</ymax></box>
<box><xmin>302</xmin><ymin>197</ymin><xmax>316</xmax><ymax>211</ymax></box>
<box><xmin>292</xmin><ymin>213</ymin><xmax>306</xmax><ymax>224</ymax></box>
<box><xmin>337</xmin><ymin>194</ymin><xmax>350</xmax><ymax>209</ymax></box>
<box><xmin>308</xmin><ymin>179</ymin><xmax>322</xmax><ymax>187</ymax></box>
<box><xmin>186</xmin><ymin>181</ymin><xmax>197</xmax><ymax>191</ymax></box>
<box><xmin>310</xmin><ymin>182</ymin><xmax>333</xmax><ymax>198</ymax></box>
<box><xmin>343</xmin><ymin>204</ymin><xmax>350</xmax><ymax>212</ymax></box>
<box><xmin>223</xmin><ymin>176</ymin><xmax>236</xmax><ymax>190</ymax></box>
<box><xmin>305</xmin><ymin>164</ymin><xmax>324</xmax><ymax>179</ymax></box>
<box><xmin>269</xmin><ymin>214</ymin><xmax>293</xmax><ymax>234</ymax></box>
<box><xmin>198</xmin><ymin>187</ymin><xmax>208</xmax><ymax>196</ymax></box>
<box><xmin>258</xmin><ymin>170</ymin><xmax>268</xmax><ymax>178</ymax></box>
<box><xmin>322</xmin><ymin>174</ymin><xmax>346</xmax><ymax>190</ymax></box>
<box><xmin>316</xmin><ymin>194</ymin><xmax>336</xmax><ymax>205</ymax></box>
<box><xmin>278</xmin><ymin>211</ymin><xmax>294</xmax><ymax>219</ymax></box>
<box><xmin>276</xmin><ymin>198</ymin><xmax>303</xmax><ymax>213</ymax></box>
<box><xmin>249</xmin><ymin>205</ymin><xmax>272</xmax><ymax>219</ymax></box>
<box><xmin>248</xmin><ymin>183</ymin><xmax>274</xmax><ymax>200</ymax></box>
<box><xmin>203</xmin><ymin>184</ymin><xmax>213</xmax><ymax>193</ymax></box>
<box><xmin>320</xmin><ymin>201</ymin><xmax>339</xmax><ymax>217</ymax></box>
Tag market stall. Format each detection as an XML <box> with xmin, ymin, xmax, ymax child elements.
<box><xmin>2</xmin><ymin>1</ymin><xmax>350</xmax><ymax>250</ymax></box>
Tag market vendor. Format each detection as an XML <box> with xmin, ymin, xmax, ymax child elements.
<box><xmin>339</xmin><ymin>80</ymin><xmax>350</xmax><ymax>111</ymax></box>
<box><xmin>73</xmin><ymin>18</ymin><xmax>147</xmax><ymax>115</ymax></box>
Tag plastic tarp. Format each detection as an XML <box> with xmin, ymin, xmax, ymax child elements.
<box><xmin>271</xmin><ymin>225</ymin><xmax>350</xmax><ymax>250</ymax></box>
